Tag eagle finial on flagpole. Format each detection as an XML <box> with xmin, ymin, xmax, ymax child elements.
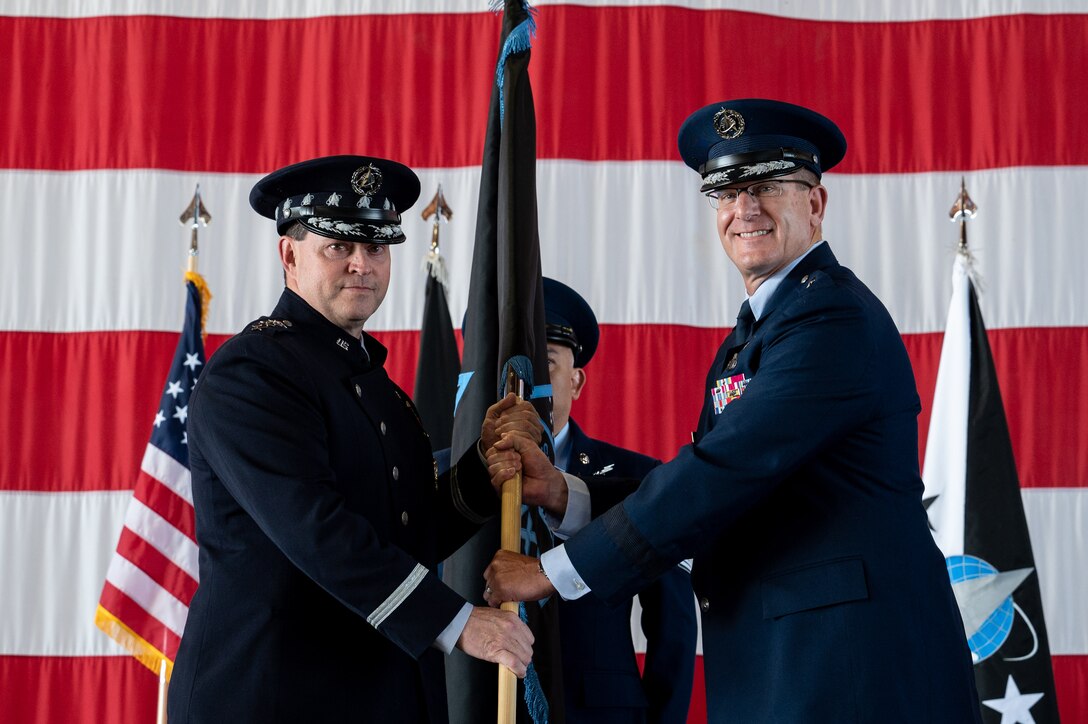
<box><xmin>179</xmin><ymin>184</ymin><xmax>212</xmax><ymax>274</ymax></box>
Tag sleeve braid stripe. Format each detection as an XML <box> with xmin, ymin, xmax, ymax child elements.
<box><xmin>451</xmin><ymin>464</ymin><xmax>490</xmax><ymax>524</ymax></box>
<box><xmin>366</xmin><ymin>563</ymin><xmax>428</xmax><ymax>629</ymax></box>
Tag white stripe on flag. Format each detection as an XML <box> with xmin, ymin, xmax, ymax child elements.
<box><xmin>0</xmin><ymin>491</ymin><xmax>131</xmax><ymax>656</ymax></box>
<box><xmin>104</xmin><ymin>554</ymin><xmax>188</xmax><ymax>638</ymax></box>
<box><xmin>1023</xmin><ymin>488</ymin><xmax>1088</xmax><ymax>655</ymax></box>
<box><xmin>4</xmin><ymin>166</ymin><xmax>1088</xmax><ymax>335</ymax></box>
<box><xmin>141</xmin><ymin>443</ymin><xmax>193</xmax><ymax>505</ymax></box>
<box><xmin>123</xmin><ymin>499</ymin><xmax>199</xmax><ymax>581</ymax></box>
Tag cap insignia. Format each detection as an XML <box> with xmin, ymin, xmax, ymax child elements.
<box><xmin>301</xmin><ymin>193</ymin><xmax>314</xmax><ymax>205</ymax></box>
<box><xmin>739</xmin><ymin>160</ymin><xmax>796</xmax><ymax>179</ymax></box>
<box><xmin>713</xmin><ymin>108</ymin><xmax>745</xmax><ymax>140</ymax></box>
<box><xmin>351</xmin><ymin>164</ymin><xmax>383</xmax><ymax>196</ymax></box>
<box><xmin>356</xmin><ymin>195</ymin><xmax>372</xmax><ymax>209</ymax></box>
<box><xmin>326</xmin><ymin>192</ymin><xmax>341</xmax><ymax>207</ymax></box>
<box><xmin>308</xmin><ymin>217</ymin><xmax>403</xmax><ymax>239</ymax></box>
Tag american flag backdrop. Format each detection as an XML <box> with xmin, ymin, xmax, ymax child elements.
<box><xmin>0</xmin><ymin>2</ymin><xmax>1085</xmax><ymax>723</ymax></box>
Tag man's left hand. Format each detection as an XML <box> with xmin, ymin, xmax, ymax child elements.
<box><xmin>483</xmin><ymin>550</ymin><xmax>556</xmax><ymax>606</ymax></box>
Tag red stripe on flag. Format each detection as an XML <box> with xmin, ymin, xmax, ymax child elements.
<box><xmin>115</xmin><ymin>527</ymin><xmax>198</xmax><ymax>605</ymax></box>
<box><xmin>0</xmin><ymin>11</ymin><xmax>1085</xmax><ymax>172</ymax></box>
<box><xmin>132</xmin><ymin>469</ymin><xmax>196</xmax><ymax>541</ymax></box>
<box><xmin>0</xmin><ymin>653</ymin><xmax>1083</xmax><ymax>724</ymax></box>
<box><xmin>906</xmin><ymin>326</ymin><xmax>1088</xmax><ymax>488</ymax></box>
<box><xmin>534</xmin><ymin>8</ymin><xmax>1088</xmax><ymax>172</ymax></box>
<box><xmin>0</xmin><ymin>330</ymin><xmax>224</xmax><ymax>492</ymax></box>
<box><xmin>98</xmin><ymin>581</ymin><xmax>183</xmax><ymax>660</ymax></box>
<box><xmin>0</xmin><ymin>331</ymin><xmax>192</xmax><ymax>492</ymax></box>
<box><xmin>0</xmin><ymin>13</ymin><xmax>499</xmax><ymax>173</ymax></box>
<box><xmin>0</xmin><ymin>655</ymin><xmax>157</xmax><ymax>724</ymax></box>
<box><xmin>1054</xmin><ymin>655</ymin><xmax>1088</xmax><ymax>724</ymax></box>
<box><xmin>3</xmin><ymin>327</ymin><xmax>1084</xmax><ymax>491</ymax></box>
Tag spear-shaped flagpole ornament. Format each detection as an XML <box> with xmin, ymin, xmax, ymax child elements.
<box><xmin>179</xmin><ymin>184</ymin><xmax>212</xmax><ymax>274</ymax></box>
<box><xmin>948</xmin><ymin>176</ymin><xmax>978</xmax><ymax>253</ymax></box>
<box><xmin>420</xmin><ymin>183</ymin><xmax>453</xmax><ymax>288</ymax></box>
<box><xmin>414</xmin><ymin>184</ymin><xmax>461</xmax><ymax>449</ymax></box>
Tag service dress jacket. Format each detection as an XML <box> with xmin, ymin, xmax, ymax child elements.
<box><xmin>564</xmin><ymin>244</ymin><xmax>982</xmax><ymax>723</ymax></box>
<box><xmin>169</xmin><ymin>288</ymin><xmax>496</xmax><ymax>724</ymax></box>
<box><xmin>559</xmin><ymin>419</ymin><xmax>697</xmax><ymax>724</ymax></box>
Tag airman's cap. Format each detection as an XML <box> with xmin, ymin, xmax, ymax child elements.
<box><xmin>543</xmin><ymin>277</ymin><xmax>598</xmax><ymax>368</ymax></box>
<box><xmin>677</xmin><ymin>99</ymin><xmax>847</xmax><ymax>193</ymax></box>
<box><xmin>250</xmin><ymin>155</ymin><xmax>421</xmax><ymax>243</ymax></box>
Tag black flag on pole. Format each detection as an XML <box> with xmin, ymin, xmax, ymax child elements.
<box><xmin>443</xmin><ymin>2</ymin><xmax>562</xmax><ymax>723</ymax></box>
<box><xmin>413</xmin><ymin>245</ymin><xmax>460</xmax><ymax>450</ymax></box>
<box><xmin>924</xmin><ymin>253</ymin><xmax>1060</xmax><ymax>723</ymax></box>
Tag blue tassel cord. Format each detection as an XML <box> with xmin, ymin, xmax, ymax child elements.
<box><xmin>518</xmin><ymin>601</ymin><xmax>550</xmax><ymax>724</ymax></box>
<box><xmin>493</xmin><ymin>1</ymin><xmax>538</xmax><ymax>124</ymax></box>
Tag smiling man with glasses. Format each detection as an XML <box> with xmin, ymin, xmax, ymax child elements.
<box><xmin>482</xmin><ymin>99</ymin><xmax>983</xmax><ymax>722</ymax></box>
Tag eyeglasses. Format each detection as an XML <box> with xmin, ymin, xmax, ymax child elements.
<box><xmin>705</xmin><ymin>179</ymin><xmax>815</xmax><ymax>210</ymax></box>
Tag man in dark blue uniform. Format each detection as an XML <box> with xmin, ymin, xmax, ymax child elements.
<box><xmin>482</xmin><ymin>101</ymin><xmax>983</xmax><ymax>722</ymax></box>
<box><xmin>541</xmin><ymin>277</ymin><xmax>697</xmax><ymax>724</ymax></box>
<box><xmin>169</xmin><ymin>155</ymin><xmax>536</xmax><ymax>724</ymax></box>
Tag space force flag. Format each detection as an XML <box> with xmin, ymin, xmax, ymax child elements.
<box><xmin>923</xmin><ymin>249</ymin><xmax>1060</xmax><ymax>723</ymax></box>
<box><xmin>443</xmin><ymin>2</ymin><xmax>562</xmax><ymax>723</ymax></box>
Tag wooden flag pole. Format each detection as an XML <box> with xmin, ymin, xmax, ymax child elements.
<box><xmin>497</xmin><ymin>368</ymin><xmax>525</xmax><ymax>724</ymax></box>
<box><xmin>156</xmin><ymin>656</ymin><xmax>168</xmax><ymax>724</ymax></box>
<box><xmin>158</xmin><ymin>185</ymin><xmax>212</xmax><ymax>723</ymax></box>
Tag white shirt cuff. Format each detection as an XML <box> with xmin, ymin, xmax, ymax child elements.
<box><xmin>541</xmin><ymin>473</ymin><xmax>590</xmax><ymax>539</ymax></box>
<box><xmin>434</xmin><ymin>602</ymin><xmax>473</xmax><ymax>654</ymax></box>
<box><xmin>541</xmin><ymin>545</ymin><xmax>590</xmax><ymax>600</ymax></box>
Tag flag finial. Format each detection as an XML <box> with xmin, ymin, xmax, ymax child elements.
<box><xmin>421</xmin><ymin>183</ymin><xmax>454</xmax><ymax>252</ymax></box>
<box><xmin>948</xmin><ymin>177</ymin><xmax>977</xmax><ymax>253</ymax></box>
<box><xmin>179</xmin><ymin>185</ymin><xmax>212</xmax><ymax>273</ymax></box>
<box><xmin>420</xmin><ymin>184</ymin><xmax>453</xmax><ymax>289</ymax></box>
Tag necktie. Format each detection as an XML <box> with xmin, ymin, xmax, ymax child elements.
<box><xmin>733</xmin><ymin>299</ymin><xmax>755</xmax><ymax>346</ymax></box>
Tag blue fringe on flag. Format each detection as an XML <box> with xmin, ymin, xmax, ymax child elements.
<box><xmin>519</xmin><ymin>601</ymin><xmax>550</xmax><ymax>724</ymax></box>
<box><xmin>493</xmin><ymin>1</ymin><xmax>538</xmax><ymax>125</ymax></box>
<box><xmin>499</xmin><ymin>354</ymin><xmax>535</xmax><ymax>400</ymax></box>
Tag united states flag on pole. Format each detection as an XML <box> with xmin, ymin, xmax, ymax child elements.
<box><xmin>94</xmin><ymin>273</ymin><xmax>208</xmax><ymax>679</ymax></box>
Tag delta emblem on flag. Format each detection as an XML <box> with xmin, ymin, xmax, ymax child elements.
<box><xmin>94</xmin><ymin>272</ymin><xmax>209</xmax><ymax>679</ymax></box>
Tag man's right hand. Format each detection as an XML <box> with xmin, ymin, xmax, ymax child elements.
<box><xmin>486</xmin><ymin>434</ymin><xmax>568</xmax><ymax>515</ymax></box>
<box><xmin>456</xmin><ymin>606</ymin><xmax>535</xmax><ymax>678</ymax></box>
<box><xmin>481</xmin><ymin>393</ymin><xmax>542</xmax><ymax>452</ymax></box>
